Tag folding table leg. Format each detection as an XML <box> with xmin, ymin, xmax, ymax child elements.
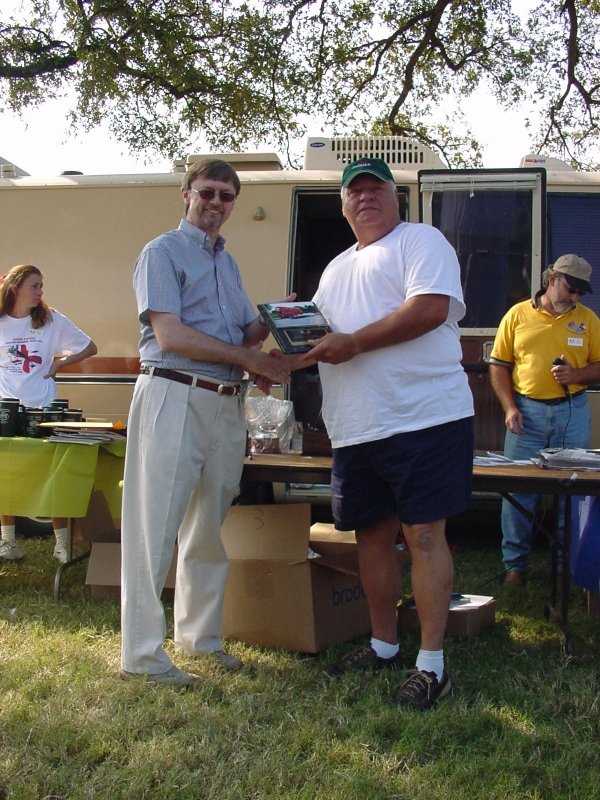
<box><xmin>53</xmin><ymin>518</ymin><xmax>91</xmax><ymax>601</ymax></box>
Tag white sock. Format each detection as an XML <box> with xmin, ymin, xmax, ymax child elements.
<box><xmin>371</xmin><ymin>637</ymin><xmax>399</xmax><ymax>659</ymax></box>
<box><xmin>416</xmin><ymin>649</ymin><xmax>444</xmax><ymax>681</ymax></box>
<box><xmin>54</xmin><ymin>527</ymin><xmax>68</xmax><ymax>547</ymax></box>
<box><xmin>1</xmin><ymin>524</ymin><xmax>16</xmax><ymax>544</ymax></box>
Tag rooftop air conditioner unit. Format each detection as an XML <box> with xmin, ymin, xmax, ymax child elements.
<box><xmin>304</xmin><ymin>136</ymin><xmax>446</xmax><ymax>170</ymax></box>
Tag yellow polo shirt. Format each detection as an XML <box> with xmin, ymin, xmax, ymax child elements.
<box><xmin>490</xmin><ymin>294</ymin><xmax>600</xmax><ymax>399</ymax></box>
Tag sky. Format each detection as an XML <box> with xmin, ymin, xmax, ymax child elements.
<box><xmin>0</xmin><ymin>90</ymin><xmax>536</xmax><ymax>178</ymax></box>
<box><xmin>1</xmin><ymin>0</ymin><xmax>539</xmax><ymax>177</ymax></box>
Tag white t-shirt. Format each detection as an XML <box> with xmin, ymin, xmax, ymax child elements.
<box><xmin>0</xmin><ymin>310</ymin><xmax>92</xmax><ymax>408</ymax></box>
<box><xmin>313</xmin><ymin>222</ymin><xmax>474</xmax><ymax>448</ymax></box>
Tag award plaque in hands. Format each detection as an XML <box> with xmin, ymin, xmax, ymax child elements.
<box><xmin>257</xmin><ymin>302</ymin><xmax>331</xmax><ymax>354</ymax></box>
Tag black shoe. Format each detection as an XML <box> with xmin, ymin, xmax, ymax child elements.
<box><xmin>323</xmin><ymin>645</ymin><xmax>403</xmax><ymax>679</ymax></box>
<box><xmin>394</xmin><ymin>669</ymin><xmax>451</xmax><ymax>710</ymax></box>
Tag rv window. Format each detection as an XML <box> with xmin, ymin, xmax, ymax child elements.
<box><xmin>548</xmin><ymin>193</ymin><xmax>600</xmax><ymax>318</ymax></box>
<box><xmin>431</xmin><ymin>190</ymin><xmax>534</xmax><ymax>329</ymax></box>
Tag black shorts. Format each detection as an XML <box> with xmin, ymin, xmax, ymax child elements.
<box><xmin>331</xmin><ymin>417</ymin><xmax>474</xmax><ymax>530</ymax></box>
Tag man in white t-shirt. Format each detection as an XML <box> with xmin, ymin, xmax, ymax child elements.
<box><xmin>296</xmin><ymin>157</ymin><xmax>474</xmax><ymax>710</ymax></box>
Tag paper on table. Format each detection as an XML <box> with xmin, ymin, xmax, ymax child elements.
<box><xmin>473</xmin><ymin>452</ymin><xmax>531</xmax><ymax>466</ymax></box>
<box><xmin>38</xmin><ymin>421</ymin><xmax>113</xmax><ymax>429</ymax></box>
<box><xmin>537</xmin><ymin>448</ymin><xmax>600</xmax><ymax>470</ymax></box>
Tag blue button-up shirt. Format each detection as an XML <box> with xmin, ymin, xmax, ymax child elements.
<box><xmin>134</xmin><ymin>218</ymin><xmax>256</xmax><ymax>381</ymax></box>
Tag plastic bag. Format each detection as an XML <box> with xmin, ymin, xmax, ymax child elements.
<box><xmin>244</xmin><ymin>395</ymin><xmax>295</xmax><ymax>454</ymax></box>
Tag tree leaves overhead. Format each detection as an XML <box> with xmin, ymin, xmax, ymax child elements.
<box><xmin>1</xmin><ymin>0</ymin><xmax>598</xmax><ymax>168</ymax></box>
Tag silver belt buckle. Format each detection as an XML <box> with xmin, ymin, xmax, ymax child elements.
<box><xmin>217</xmin><ymin>383</ymin><xmax>227</xmax><ymax>395</ymax></box>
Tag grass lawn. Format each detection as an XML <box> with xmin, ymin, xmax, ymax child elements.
<box><xmin>1</xmin><ymin>509</ymin><xmax>599</xmax><ymax>800</ymax></box>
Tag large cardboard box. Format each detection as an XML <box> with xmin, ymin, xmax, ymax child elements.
<box><xmin>398</xmin><ymin>594</ymin><xmax>496</xmax><ymax>637</ymax></box>
<box><xmin>85</xmin><ymin>503</ymin><xmax>400</xmax><ymax>652</ymax></box>
<box><xmin>221</xmin><ymin>506</ymin><xmax>372</xmax><ymax>653</ymax></box>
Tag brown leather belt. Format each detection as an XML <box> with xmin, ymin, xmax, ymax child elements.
<box><xmin>140</xmin><ymin>365</ymin><xmax>241</xmax><ymax>396</ymax></box>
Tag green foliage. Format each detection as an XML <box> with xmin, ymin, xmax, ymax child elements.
<box><xmin>1</xmin><ymin>524</ymin><xmax>600</xmax><ymax>799</ymax></box>
<box><xmin>1</xmin><ymin>1</ymin><xmax>598</xmax><ymax>167</ymax></box>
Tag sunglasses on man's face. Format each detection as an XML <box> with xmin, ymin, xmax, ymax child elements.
<box><xmin>190</xmin><ymin>187</ymin><xmax>236</xmax><ymax>203</ymax></box>
<box><xmin>563</xmin><ymin>280</ymin><xmax>586</xmax><ymax>296</ymax></box>
<box><xmin>556</xmin><ymin>274</ymin><xmax>586</xmax><ymax>296</ymax></box>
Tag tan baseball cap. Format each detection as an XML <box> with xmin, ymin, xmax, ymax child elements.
<box><xmin>551</xmin><ymin>254</ymin><xmax>593</xmax><ymax>294</ymax></box>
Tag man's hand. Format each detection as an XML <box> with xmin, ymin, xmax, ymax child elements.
<box><xmin>551</xmin><ymin>355</ymin><xmax>573</xmax><ymax>387</ymax></box>
<box><xmin>245</xmin><ymin>349</ymin><xmax>291</xmax><ymax>386</ymax></box>
<box><xmin>302</xmin><ymin>332</ymin><xmax>360</xmax><ymax>365</ymax></box>
<box><xmin>505</xmin><ymin>407</ymin><xmax>524</xmax><ymax>435</ymax></box>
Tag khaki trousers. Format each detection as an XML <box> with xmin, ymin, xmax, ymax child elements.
<box><xmin>120</xmin><ymin>374</ymin><xmax>246</xmax><ymax>674</ymax></box>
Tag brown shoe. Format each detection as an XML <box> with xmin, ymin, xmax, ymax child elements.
<box><xmin>504</xmin><ymin>569</ymin><xmax>526</xmax><ymax>587</ymax></box>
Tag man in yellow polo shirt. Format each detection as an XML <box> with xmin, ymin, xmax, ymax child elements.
<box><xmin>489</xmin><ymin>254</ymin><xmax>600</xmax><ymax>586</ymax></box>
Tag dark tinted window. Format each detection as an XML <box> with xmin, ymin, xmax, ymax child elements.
<box><xmin>432</xmin><ymin>190</ymin><xmax>534</xmax><ymax>328</ymax></box>
<box><xmin>548</xmin><ymin>193</ymin><xmax>600</xmax><ymax>317</ymax></box>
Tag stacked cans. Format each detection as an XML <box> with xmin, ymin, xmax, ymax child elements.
<box><xmin>0</xmin><ymin>397</ymin><xmax>83</xmax><ymax>437</ymax></box>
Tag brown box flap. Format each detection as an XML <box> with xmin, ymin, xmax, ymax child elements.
<box><xmin>221</xmin><ymin>504</ymin><xmax>311</xmax><ymax>563</ymax></box>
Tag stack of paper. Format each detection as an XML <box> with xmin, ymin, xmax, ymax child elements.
<box><xmin>537</xmin><ymin>448</ymin><xmax>600</xmax><ymax>470</ymax></box>
<box><xmin>473</xmin><ymin>452</ymin><xmax>530</xmax><ymax>466</ymax></box>
<box><xmin>40</xmin><ymin>421</ymin><xmax>124</xmax><ymax>445</ymax></box>
<box><xmin>48</xmin><ymin>430</ymin><xmax>123</xmax><ymax>444</ymax></box>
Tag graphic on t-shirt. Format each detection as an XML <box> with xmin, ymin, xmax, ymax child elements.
<box><xmin>8</xmin><ymin>344</ymin><xmax>43</xmax><ymax>373</ymax></box>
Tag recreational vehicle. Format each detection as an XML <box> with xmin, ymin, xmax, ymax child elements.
<box><xmin>1</xmin><ymin>136</ymin><xmax>600</xmax><ymax>450</ymax></box>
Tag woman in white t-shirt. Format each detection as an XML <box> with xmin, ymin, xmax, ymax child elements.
<box><xmin>0</xmin><ymin>264</ymin><xmax>97</xmax><ymax>563</ymax></box>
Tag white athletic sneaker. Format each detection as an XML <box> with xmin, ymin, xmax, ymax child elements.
<box><xmin>0</xmin><ymin>540</ymin><xmax>24</xmax><ymax>561</ymax></box>
<box><xmin>53</xmin><ymin>542</ymin><xmax>69</xmax><ymax>564</ymax></box>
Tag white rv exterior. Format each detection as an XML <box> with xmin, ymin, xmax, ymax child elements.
<box><xmin>1</xmin><ymin>136</ymin><xmax>600</xmax><ymax>446</ymax></box>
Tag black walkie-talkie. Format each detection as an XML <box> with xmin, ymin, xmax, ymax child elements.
<box><xmin>552</xmin><ymin>357</ymin><xmax>570</xmax><ymax>396</ymax></box>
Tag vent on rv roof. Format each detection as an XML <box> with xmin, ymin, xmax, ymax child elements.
<box><xmin>172</xmin><ymin>152</ymin><xmax>283</xmax><ymax>173</ymax></box>
<box><xmin>304</xmin><ymin>136</ymin><xmax>446</xmax><ymax>170</ymax></box>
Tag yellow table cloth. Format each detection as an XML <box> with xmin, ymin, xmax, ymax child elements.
<box><xmin>0</xmin><ymin>437</ymin><xmax>125</xmax><ymax>518</ymax></box>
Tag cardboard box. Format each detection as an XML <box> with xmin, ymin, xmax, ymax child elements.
<box><xmin>74</xmin><ymin>490</ymin><xmax>121</xmax><ymax>546</ymax></box>
<box><xmin>309</xmin><ymin>521</ymin><xmax>412</xmax><ymax>563</ymax></box>
<box><xmin>85</xmin><ymin>542</ymin><xmax>177</xmax><ymax>599</ymax></box>
<box><xmin>84</xmin><ymin>505</ymin><xmax>405</xmax><ymax>652</ymax></box>
<box><xmin>83</xmin><ymin>493</ymin><xmax>177</xmax><ymax>599</ymax></box>
<box><xmin>398</xmin><ymin>594</ymin><xmax>496</xmax><ymax>637</ymax></box>
<box><xmin>221</xmin><ymin>506</ymin><xmax>372</xmax><ymax>653</ymax></box>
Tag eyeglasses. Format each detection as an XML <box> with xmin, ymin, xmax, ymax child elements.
<box><xmin>558</xmin><ymin>275</ymin><xmax>586</xmax><ymax>296</ymax></box>
<box><xmin>190</xmin><ymin>187</ymin><xmax>236</xmax><ymax>203</ymax></box>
